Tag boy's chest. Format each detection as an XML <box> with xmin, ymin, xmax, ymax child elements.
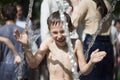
<box><xmin>47</xmin><ymin>41</ymin><xmax>77</xmax><ymax>67</ymax></box>
<box><xmin>47</xmin><ymin>45</ymin><xmax>77</xmax><ymax>69</ymax></box>
<box><xmin>47</xmin><ymin>48</ymin><xmax>73</xmax><ymax>76</ymax></box>
<box><xmin>48</xmin><ymin>46</ymin><xmax>71</xmax><ymax>65</ymax></box>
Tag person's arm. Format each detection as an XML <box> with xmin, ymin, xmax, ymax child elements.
<box><xmin>23</xmin><ymin>40</ymin><xmax>49</xmax><ymax>69</ymax></box>
<box><xmin>75</xmin><ymin>39</ymin><xmax>106</xmax><ymax>75</ymax></box>
<box><xmin>0</xmin><ymin>37</ymin><xmax>17</xmax><ymax>56</ymax></box>
<box><xmin>71</xmin><ymin>0</ymin><xmax>88</xmax><ymax>28</ymax></box>
<box><xmin>0</xmin><ymin>36</ymin><xmax>21</xmax><ymax>64</ymax></box>
<box><xmin>14</xmin><ymin>29</ymin><xmax>49</xmax><ymax>68</ymax></box>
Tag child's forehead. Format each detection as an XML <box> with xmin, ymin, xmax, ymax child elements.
<box><xmin>50</xmin><ymin>22</ymin><xmax>63</xmax><ymax>28</ymax></box>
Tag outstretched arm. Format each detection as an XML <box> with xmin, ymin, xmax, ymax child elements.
<box><xmin>75</xmin><ymin>39</ymin><xmax>106</xmax><ymax>75</ymax></box>
<box><xmin>0</xmin><ymin>36</ymin><xmax>21</xmax><ymax>64</ymax></box>
<box><xmin>14</xmin><ymin>29</ymin><xmax>49</xmax><ymax>68</ymax></box>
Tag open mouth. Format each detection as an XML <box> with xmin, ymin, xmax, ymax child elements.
<box><xmin>57</xmin><ymin>38</ymin><xmax>66</xmax><ymax>43</ymax></box>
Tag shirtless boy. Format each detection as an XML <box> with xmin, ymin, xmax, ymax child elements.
<box><xmin>15</xmin><ymin>11</ymin><xmax>106</xmax><ymax>80</ymax></box>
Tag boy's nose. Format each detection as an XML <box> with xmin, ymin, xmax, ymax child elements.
<box><xmin>57</xmin><ymin>34</ymin><xmax>63</xmax><ymax>38</ymax></box>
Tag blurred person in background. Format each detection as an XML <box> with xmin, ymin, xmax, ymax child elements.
<box><xmin>71</xmin><ymin>0</ymin><xmax>114</xmax><ymax>80</ymax></box>
<box><xmin>113</xmin><ymin>19</ymin><xmax>120</xmax><ymax>80</ymax></box>
<box><xmin>0</xmin><ymin>3</ymin><xmax>27</xmax><ymax>80</ymax></box>
<box><xmin>15</xmin><ymin>3</ymin><xmax>32</xmax><ymax>29</ymax></box>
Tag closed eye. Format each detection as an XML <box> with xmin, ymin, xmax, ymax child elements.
<box><xmin>60</xmin><ymin>30</ymin><xmax>64</xmax><ymax>34</ymax></box>
<box><xmin>53</xmin><ymin>31</ymin><xmax>58</xmax><ymax>34</ymax></box>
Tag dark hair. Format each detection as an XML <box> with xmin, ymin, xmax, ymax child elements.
<box><xmin>15</xmin><ymin>3</ymin><xmax>23</xmax><ymax>11</ymax></box>
<box><xmin>1</xmin><ymin>3</ymin><xmax>17</xmax><ymax>21</ymax></box>
<box><xmin>93</xmin><ymin>0</ymin><xmax>108</xmax><ymax>18</ymax></box>
<box><xmin>47</xmin><ymin>11</ymin><xmax>73</xmax><ymax>30</ymax></box>
<box><xmin>114</xmin><ymin>19</ymin><xmax>120</xmax><ymax>26</ymax></box>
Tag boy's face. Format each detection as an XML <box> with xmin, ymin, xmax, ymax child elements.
<box><xmin>50</xmin><ymin>22</ymin><xmax>66</xmax><ymax>47</ymax></box>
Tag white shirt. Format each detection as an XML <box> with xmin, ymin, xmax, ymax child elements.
<box><xmin>16</xmin><ymin>18</ymin><xmax>32</xmax><ymax>29</ymax></box>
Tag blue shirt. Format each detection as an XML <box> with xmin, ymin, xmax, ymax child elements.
<box><xmin>0</xmin><ymin>24</ymin><xmax>27</xmax><ymax>80</ymax></box>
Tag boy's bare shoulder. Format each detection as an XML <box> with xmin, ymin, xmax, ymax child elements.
<box><xmin>75</xmin><ymin>39</ymin><xmax>83</xmax><ymax>47</ymax></box>
<box><xmin>40</xmin><ymin>37</ymin><xmax>54</xmax><ymax>50</ymax></box>
<box><xmin>75</xmin><ymin>39</ymin><xmax>82</xmax><ymax>44</ymax></box>
<box><xmin>43</xmin><ymin>37</ymin><xmax>54</xmax><ymax>44</ymax></box>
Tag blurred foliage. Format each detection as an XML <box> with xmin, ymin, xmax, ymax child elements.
<box><xmin>113</xmin><ymin>0</ymin><xmax>120</xmax><ymax>18</ymax></box>
<box><xmin>0</xmin><ymin>0</ymin><xmax>120</xmax><ymax>21</ymax></box>
<box><xmin>108</xmin><ymin>0</ymin><xmax>120</xmax><ymax>18</ymax></box>
<box><xmin>0</xmin><ymin>0</ymin><xmax>42</xmax><ymax>21</ymax></box>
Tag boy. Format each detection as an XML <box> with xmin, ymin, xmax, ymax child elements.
<box><xmin>15</xmin><ymin>11</ymin><xmax>106</xmax><ymax>80</ymax></box>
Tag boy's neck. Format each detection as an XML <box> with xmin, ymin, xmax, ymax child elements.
<box><xmin>56</xmin><ymin>43</ymin><xmax>68</xmax><ymax>50</ymax></box>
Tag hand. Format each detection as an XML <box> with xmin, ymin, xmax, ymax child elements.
<box><xmin>90</xmin><ymin>49</ymin><xmax>107</xmax><ymax>64</ymax></box>
<box><xmin>14</xmin><ymin>55</ymin><xmax>22</xmax><ymax>64</ymax></box>
<box><xmin>14</xmin><ymin>29</ymin><xmax>28</xmax><ymax>46</ymax></box>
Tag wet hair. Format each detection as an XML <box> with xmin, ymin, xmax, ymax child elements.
<box><xmin>93</xmin><ymin>0</ymin><xmax>108</xmax><ymax>18</ymax></box>
<box><xmin>1</xmin><ymin>3</ymin><xmax>17</xmax><ymax>21</ymax></box>
<box><xmin>47</xmin><ymin>11</ymin><xmax>73</xmax><ymax>30</ymax></box>
<box><xmin>114</xmin><ymin>19</ymin><xmax>120</xmax><ymax>26</ymax></box>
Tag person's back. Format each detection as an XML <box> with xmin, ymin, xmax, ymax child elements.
<box><xmin>72</xmin><ymin>0</ymin><xmax>112</xmax><ymax>35</ymax></box>
<box><xmin>71</xmin><ymin>0</ymin><xmax>114</xmax><ymax>80</ymax></box>
<box><xmin>0</xmin><ymin>3</ymin><xmax>26</xmax><ymax>80</ymax></box>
